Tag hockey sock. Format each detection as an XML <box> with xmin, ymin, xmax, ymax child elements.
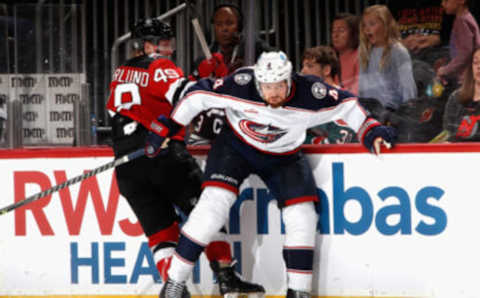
<box><xmin>168</xmin><ymin>233</ymin><xmax>204</xmax><ymax>282</ymax></box>
<box><xmin>205</xmin><ymin>232</ymin><xmax>232</xmax><ymax>264</ymax></box>
<box><xmin>147</xmin><ymin>221</ymin><xmax>180</xmax><ymax>281</ymax></box>
<box><xmin>282</xmin><ymin>202</ymin><xmax>318</xmax><ymax>292</ymax></box>
<box><xmin>282</xmin><ymin>247</ymin><xmax>314</xmax><ymax>291</ymax></box>
<box><xmin>168</xmin><ymin>186</ymin><xmax>236</xmax><ymax>282</ymax></box>
<box><xmin>157</xmin><ymin>256</ymin><xmax>172</xmax><ymax>282</ymax></box>
<box><xmin>181</xmin><ymin>186</ymin><xmax>236</xmax><ymax>246</ymax></box>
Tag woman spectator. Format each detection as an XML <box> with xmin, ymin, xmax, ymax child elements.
<box><xmin>331</xmin><ymin>13</ymin><xmax>360</xmax><ymax>95</ymax></box>
<box><xmin>188</xmin><ymin>4</ymin><xmax>274</xmax><ymax>145</ymax></box>
<box><xmin>358</xmin><ymin>5</ymin><xmax>417</xmax><ymax>111</ymax></box>
<box><xmin>194</xmin><ymin>4</ymin><xmax>274</xmax><ymax>76</ymax></box>
<box><xmin>442</xmin><ymin>47</ymin><xmax>480</xmax><ymax>141</ymax></box>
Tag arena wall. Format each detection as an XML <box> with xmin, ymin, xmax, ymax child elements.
<box><xmin>0</xmin><ymin>144</ymin><xmax>477</xmax><ymax>298</ymax></box>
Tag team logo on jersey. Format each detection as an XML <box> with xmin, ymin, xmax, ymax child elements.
<box><xmin>234</xmin><ymin>73</ymin><xmax>252</xmax><ymax>85</ymax></box>
<box><xmin>239</xmin><ymin>119</ymin><xmax>288</xmax><ymax>143</ymax></box>
<box><xmin>311</xmin><ymin>82</ymin><xmax>327</xmax><ymax>99</ymax></box>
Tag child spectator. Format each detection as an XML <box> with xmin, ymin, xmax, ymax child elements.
<box><xmin>359</xmin><ymin>4</ymin><xmax>418</xmax><ymax>111</ymax></box>
<box><xmin>301</xmin><ymin>46</ymin><xmax>340</xmax><ymax>87</ymax></box>
<box><xmin>436</xmin><ymin>0</ymin><xmax>480</xmax><ymax>86</ymax></box>
<box><xmin>331</xmin><ymin>13</ymin><xmax>361</xmax><ymax>95</ymax></box>
<box><xmin>301</xmin><ymin>46</ymin><xmax>357</xmax><ymax>144</ymax></box>
<box><xmin>442</xmin><ymin>47</ymin><xmax>480</xmax><ymax>141</ymax></box>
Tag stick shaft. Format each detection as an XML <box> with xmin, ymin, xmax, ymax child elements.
<box><xmin>0</xmin><ymin>148</ymin><xmax>144</xmax><ymax>216</ymax></box>
<box><xmin>191</xmin><ymin>18</ymin><xmax>212</xmax><ymax>60</ymax></box>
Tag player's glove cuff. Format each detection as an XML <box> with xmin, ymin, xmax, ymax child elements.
<box><xmin>145</xmin><ymin>115</ymin><xmax>183</xmax><ymax>158</ymax></box>
<box><xmin>149</xmin><ymin>115</ymin><xmax>182</xmax><ymax>138</ymax></box>
<box><xmin>145</xmin><ymin>131</ymin><xmax>169</xmax><ymax>158</ymax></box>
<box><xmin>363</xmin><ymin>125</ymin><xmax>397</xmax><ymax>154</ymax></box>
<box><xmin>358</xmin><ymin>117</ymin><xmax>381</xmax><ymax>144</ymax></box>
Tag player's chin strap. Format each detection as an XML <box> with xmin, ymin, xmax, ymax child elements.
<box><xmin>0</xmin><ymin>148</ymin><xmax>145</xmax><ymax>216</ymax></box>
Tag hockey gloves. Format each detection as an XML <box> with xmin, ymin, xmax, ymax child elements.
<box><xmin>196</xmin><ymin>52</ymin><xmax>228</xmax><ymax>78</ymax></box>
<box><xmin>362</xmin><ymin>124</ymin><xmax>397</xmax><ymax>155</ymax></box>
<box><xmin>145</xmin><ymin>115</ymin><xmax>182</xmax><ymax>158</ymax></box>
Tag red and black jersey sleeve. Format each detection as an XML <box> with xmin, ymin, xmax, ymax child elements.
<box><xmin>106</xmin><ymin>55</ymin><xmax>186</xmax><ymax>139</ymax></box>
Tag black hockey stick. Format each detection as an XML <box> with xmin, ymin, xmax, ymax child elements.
<box><xmin>0</xmin><ymin>148</ymin><xmax>145</xmax><ymax>216</ymax></box>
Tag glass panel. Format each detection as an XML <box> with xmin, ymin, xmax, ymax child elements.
<box><xmin>8</xmin><ymin>4</ymin><xmax>85</xmax><ymax>146</ymax></box>
<box><xmin>0</xmin><ymin>5</ymin><xmax>9</xmax><ymax>146</ymax></box>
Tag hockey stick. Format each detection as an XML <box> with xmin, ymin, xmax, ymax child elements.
<box><xmin>187</xmin><ymin>1</ymin><xmax>212</xmax><ymax>60</ymax></box>
<box><xmin>429</xmin><ymin>130</ymin><xmax>450</xmax><ymax>143</ymax></box>
<box><xmin>191</xmin><ymin>18</ymin><xmax>212</xmax><ymax>60</ymax></box>
<box><xmin>0</xmin><ymin>148</ymin><xmax>145</xmax><ymax>216</ymax></box>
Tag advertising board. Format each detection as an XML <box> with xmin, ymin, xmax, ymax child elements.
<box><xmin>0</xmin><ymin>144</ymin><xmax>478</xmax><ymax>298</ymax></box>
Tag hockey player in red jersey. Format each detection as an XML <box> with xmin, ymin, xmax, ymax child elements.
<box><xmin>146</xmin><ymin>51</ymin><xmax>397</xmax><ymax>298</ymax></box>
<box><xmin>106</xmin><ymin>18</ymin><xmax>264</xmax><ymax>298</ymax></box>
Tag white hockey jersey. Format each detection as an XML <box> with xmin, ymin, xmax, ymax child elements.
<box><xmin>171</xmin><ymin>67</ymin><xmax>371</xmax><ymax>154</ymax></box>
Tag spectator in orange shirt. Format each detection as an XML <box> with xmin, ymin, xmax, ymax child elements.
<box><xmin>331</xmin><ymin>13</ymin><xmax>361</xmax><ymax>95</ymax></box>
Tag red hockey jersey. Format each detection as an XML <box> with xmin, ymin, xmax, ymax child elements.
<box><xmin>106</xmin><ymin>54</ymin><xmax>186</xmax><ymax>140</ymax></box>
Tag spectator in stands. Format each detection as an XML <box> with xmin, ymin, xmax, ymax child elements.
<box><xmin>301</xmin><ymin>46</ymin><xmax>357</xmax><ymax>144</ymax></box>
<box><xmin>192</xmin><ymin>3</ymin><xmax>274</xmax><ymax>77</ymax></box>
<box><xmin>441</xmin><ymin>47</ymin><xmax>480</xmax><ymax>141</ymax></box>
<box><xmin>301</xmin><ymin>46</ymin><xmax>340</xmax><ymax>87</ymax></box>
<box><xmin>188</xmin><ymin>4</ymin><xmax>274</xmax><ymax>145</ymax></box>
<box><xmin>331</xmin><ymin>13</ymin><xmax>360</xmax><ymax>95</ymax></box>
<box><xmin>388</xmin><ymin>0</ymin><xmax>453</xmax><ymax>66</ymax></box>
<box><xmin>437</xmin><ymin>0</ymin><xmax>480</xmax><ymax>86</ymax></box>
<box><xmin>359</xmin><ymin>4</ymin><xmax>417</xmax><ymax>111</ymax></box>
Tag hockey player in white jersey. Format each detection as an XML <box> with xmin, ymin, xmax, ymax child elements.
<box><xmin>147</xmin><ymin>51</ymin><xmax>396</xmax><ymax>298</ymax></box>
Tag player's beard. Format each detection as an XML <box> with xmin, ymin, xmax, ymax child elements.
<box><xmin>265</xmin><ymin>96</ymin><xmax>287</xmax><ymax>108</ymax></box>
